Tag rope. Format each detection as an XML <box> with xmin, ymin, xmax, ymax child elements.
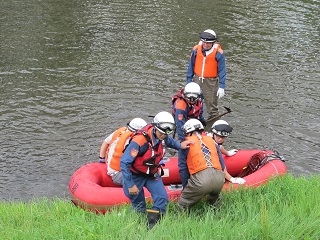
<box><xmin>237</xmin><ymin>150</ymin><xmax>285</xmax><ymax>178</ymax></box>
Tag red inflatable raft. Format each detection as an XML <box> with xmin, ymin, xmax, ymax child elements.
<box><xmin>69</xmin><ymin>149</ymin><xmax>287</xmax><ymax>214</ymax></box>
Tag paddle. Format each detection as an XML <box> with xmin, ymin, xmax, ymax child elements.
<box><xmin>207</xmin><ymin>106</ymin><xmax>232</xmax><ymax>123</ymax></box>
<box><xmin>204</xmin><ymin>106</ymin><xmax>232</xmax><ymax>131</ymax></box>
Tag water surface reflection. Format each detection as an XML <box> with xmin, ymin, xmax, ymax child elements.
<box><xmin>0</xmin><ymin>0</ymin><xmax>319</xmax><ymax>201</ymax></box>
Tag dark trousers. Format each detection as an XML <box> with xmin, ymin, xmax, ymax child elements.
<box><xmin>194</xmin><ymin>76</ymin><xmax>219</xmax><ymax>119</ymax></box>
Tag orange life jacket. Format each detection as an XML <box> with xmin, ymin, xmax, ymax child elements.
<box><xmin>107</xmin><ymin>127</ymin><xmax>134</xmax><ymax>171</ymax></box>
<box><xmin>185</xmin><ymin>135</ymin><xmax>222</xmax><ymax>174</ymax></box>
<box><xmin>130</xmin><ymin>125</ymin><xmax>164</xmax><ymax>177</ymax></box>
<box><xmin>193</xmin><ymin>44</ymin><xmax>223</xmax><ymax>78</ymax></box>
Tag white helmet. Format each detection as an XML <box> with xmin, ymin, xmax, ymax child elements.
<box><xmin>183</xmin><ymin>82</ymin><xmax>202</xmax><ymax>103</ymax></box>
<box><xmin>211</xmin><ymin>120</ymin><xmax>233</xmax><ymax>137</ymax></box>
<box><xmin>127</xmin><ymin>118</ymin><xmax>147</xmax><ymax>132</ymax></box>
<box><xmin>182</xmin><ymin>118</ymin><xmax>204</xmax><ymax>135</ymax></box>
<box><xmin>152</xmin><ymin>111</ymin><xmax>176</xmax><ymax>135</ymax></box>
<box><xmin>200</xmin><ymin>29</ymin><xmax>217</xmax><ymax>43</ymax></box>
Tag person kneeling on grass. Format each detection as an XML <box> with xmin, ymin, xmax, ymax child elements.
<box><xmin>177</xmin><ymin>119</ymin><xmax>245</xmax><ymax>211</ymax></box>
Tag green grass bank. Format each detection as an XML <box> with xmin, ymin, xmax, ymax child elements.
<box><xmin>1</xmin><ymin>174</ymin><xmax>319</xmax><ymax>240</ymax></box>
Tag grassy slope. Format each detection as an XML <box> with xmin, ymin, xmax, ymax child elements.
<box><xmin>0</xmin><ymin>174</ymin><xmax>319</xmax><ymax>240</ymax></box>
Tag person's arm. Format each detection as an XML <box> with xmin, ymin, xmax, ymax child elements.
<box><xmin>178</xmin><ymin>148</ymin><xmax>190</xmax><ymax>188</ymax></box>
<box><xmin>219</xmin><ymin>145</ymin><xmax>229</xmax><ymax>156</ymax></box>
<box><xmin>217</xmin><ymin>144</ymin><xmax>245</xmax><ymax>184</ymax></box>
<box><xmin>120</xmin><ymin>141</ymin><xmax>141</xmax><ymax>189</ymax></box>
<box><xmin>220</xmin><ymin>144</ymin><xmax>238</xmax><ymax>156</ymax></box>
<box><xmin>99</xmin><ymin>141</ymin><xmax>109</xmax><ymax>160</ymax></box>
<box><xmin>215</xmin><ymin>143</ymin><xmax>245</xmax><ymax>184</ymax></box>
<box><xmin>186</xmin><ymin>49</ymin><xmax>197</xmax><ymax>84</ymax></box>
<box><xmin>224</xmin><ymin>169</ymin><xmax>233</xmax><ymax>181</ymax></box>
<box><xmin>99</xmin><ymin>131</ymin><xmax>115</xmax><ymax>160</ymax></box>
<box><xmin>165</xmin><ymin>136</ymin><xmax>181</xmax><ymax>150</ymax></box>
<box><xmin>217</xmin><ymin>147</ymin><xmax>233</xmax><ymax>181</ymax></box>
<box><xmin>166</xmin><ymin>136</ymin><xmax>194</xmax><ymax>150</ymax></box>
<box><xmin>216</xmin><ymin>51</ymin><xmax>226</xmax><ymax>89</ymax></box>
<box><xmin>174</xmin><ymin>102</ymin><xmax>188</xmax><ymax>141</ymax></box>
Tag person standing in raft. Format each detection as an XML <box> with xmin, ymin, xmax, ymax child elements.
<box><xmin>172</xmin><ymin>82</ymin><xmax>206</xmax><ymax>141</ymax></box>
<box><xmin>186</xmin><ymin>29</ymin><xmax>227</xmax><ymax>120</ymax></box>
<box><xmin>177</xmin><ymin>119</ymin><xmax>245</xmax><ymax>211</ymax></box>
<box><xmin>99</xmin><ymin>118</ymin><xmax>147</xmax><ymax>185</ymax></box>
<box><xmin>120</xmin><ymin>111</ymin><xmax>194</xmax><ymax>230</ymax></box>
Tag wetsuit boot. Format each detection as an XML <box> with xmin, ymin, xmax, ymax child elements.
<box><xmin>207</xmin><ymin>193</ymin><xmax>223</xmax><ymax>208</ymax></box>
<box><xmin>146</xmin><ymin>209</ymin><xmax>161</xmax><ymax>230</ymax></box>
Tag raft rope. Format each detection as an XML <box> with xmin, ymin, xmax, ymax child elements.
<box><xmin>237</xmin><ymin>150</ymin><xmax>285</xmax><ymax>178</ymax></box>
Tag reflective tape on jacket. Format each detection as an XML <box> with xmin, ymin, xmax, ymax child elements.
<box><xmin>186</xmin><ymin>135</ymin><xmax>222</xmax><ymax>175</ymax></box>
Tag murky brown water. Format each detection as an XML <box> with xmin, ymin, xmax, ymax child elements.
<box><xmin>1</xmin><ymin>0</ymin><xmax>319</xmax><ymax>201</ymax></box>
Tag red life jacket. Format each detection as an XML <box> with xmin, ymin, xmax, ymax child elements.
<box><xmin>172</xmin><ymin>88</ymin><xmax>203</xmax><ymax>118</ymax></box>
<box><xmin>130</xmin><ymin>125</ymin><xmax>164</xmax><ymax>177</ymax></box>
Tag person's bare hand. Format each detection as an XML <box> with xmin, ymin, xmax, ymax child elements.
<box><xmin>128</xmin><ymin>185</ymin><xmax>139</xmax><ymax>195</ymax></box>
<box><xmin>180</xmin><ymin>140</ymin><xmax>195</xmax><ymax>149</ymax></box>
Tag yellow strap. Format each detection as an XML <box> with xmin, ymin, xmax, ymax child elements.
<box><xmin>147</xmin><ymin>209</ymin><xmax>159</xmax><ymax>213</ymax></box>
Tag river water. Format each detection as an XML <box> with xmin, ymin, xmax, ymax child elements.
<box><xmin>1</xmin><ymin>0</ymin><xmax>319</xmax><ymax>201</ymax></box>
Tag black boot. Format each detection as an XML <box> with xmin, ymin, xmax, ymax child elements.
<box><xmin>207</xmin><ymin>193</ymin><xmax>223</xmax><ymax>209</ymax></box>
<box><xmin>146</xmin><ymin>209</ymin><xmax>161</xmax><ymax>230</ymax></box>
